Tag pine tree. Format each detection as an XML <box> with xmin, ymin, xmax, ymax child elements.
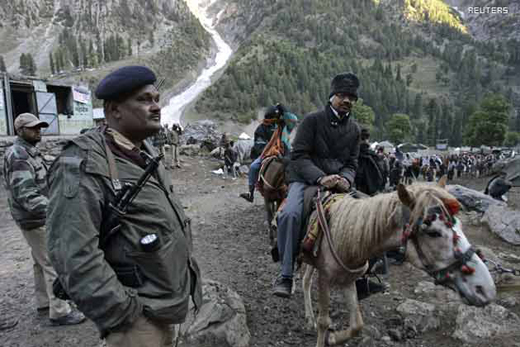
<box><xmin>19</xmin><ymin>53</ymin><xmax>28</xmax><ymax>75</ymax></box>
<box><xmin>396</xmin><ymin>64</ymin><xmax>402</xmax><ymax>82</ymax></box>
<box><xmin>149</xmin><ymin>31</ymin><xmax>155</xmax><ymax>47</ymax></box>
<box><xmin>49</xmin><ymin>53</ymin><xmax>55</xmax><ymax>74</ymax></box>
<box><xmin>127</xmin><ymin>37</ymin><xmax>132</xmax><ymax>57</ymax></box>
<box><xmin>0</xmin><ymin>55</ymin><xmax>6</xmax><ymax>72</ymax></box>
<box><xmin>80</xmin><ymin>40</ymin><xmax>88</xmax><ymax>68</ymax></box>
<box><xmin>27</xmin><ymin>53</ymin><xmax>37</xmax><ymax>75</ymax></box>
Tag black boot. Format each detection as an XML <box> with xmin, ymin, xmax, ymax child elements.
<box><xmin>239</xmin><ymin>185</ymin><xmax>255</xmax><ymax>203</ymax></box>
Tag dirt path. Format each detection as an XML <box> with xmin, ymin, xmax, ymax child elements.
<box><xmin>1</xmin><ymin>156</ymin><xmax>519</xmax><ymax>347</ymax></box>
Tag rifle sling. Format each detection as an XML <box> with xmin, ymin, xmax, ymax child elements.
<box><xmin>104</xmin><ymin>141</ymin><xmax>122</xmax><ymax>192</ymax></box>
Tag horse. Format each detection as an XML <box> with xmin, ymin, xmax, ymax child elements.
<box><xmin>256</xmin><ymin>156</ymin><xmax>287</xmax><ymax>256</ymax></box>
<box><xmin>300</xmin><ymin>176</ymin><xmax>496</xmax><ymax>347</ymax></box>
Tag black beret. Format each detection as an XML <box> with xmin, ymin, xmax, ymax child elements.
<box><xmin>330</xmin><ymin>72</ymin><xmax>360</xmax><ymax>98</ymax></box>
<box><xmin>95</xmin><ymin>66</ymin><xmax>157</xmax><ymax>100</ymax></box>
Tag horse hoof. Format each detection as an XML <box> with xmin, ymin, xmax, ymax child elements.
<box><xmin>324</xmin><ymin>328</ymin><xmax>335</xmax><ymax>347</ymax></box>
<box><xmin>305</xmin><ymin>319</ymin><xmax>316</xmax><ymax>331</ymax></box>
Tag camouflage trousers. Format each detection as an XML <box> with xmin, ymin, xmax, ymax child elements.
<box><xmin>106</xmin><ymin>315</ymin><xmax>175</xmax><ymax>347</ymax></box>
<box><xmin>20</xmin><ymin>226</ymin><xmax>71</xmax><ymax>319</ymax></box>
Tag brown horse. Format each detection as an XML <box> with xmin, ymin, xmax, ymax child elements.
<box><xmin>256</xmin><ymin>156</ymin><xmax>287</xmax><ymax>256</ymax></box>
<box><xmin>301</xmin><ymin>177</ymin><xmax>496</xmax><ymax>347</ymax></box>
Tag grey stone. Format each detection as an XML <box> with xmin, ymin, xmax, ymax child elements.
<box><xmin>413</xmin><ymin>281</ymin><xmax>459</xmax><ymax>307</ymax></box>
<box><xmin>182</xmin><ymin>279</ymin><xmax>250</xmax><ymax>347</ymax></box>
<box><xmin>397</xmin><ymin>300</ymin><xmax>440</xmax><ymax>334</ymax></box>
<box><xmin>452</xmin><ymin>303</ymin><xmax>520</xmax><ymax>343</ymax></box>
<box><xmin>497</xmin><ymin>297</ymin><xmax>518</xmax><ymax>308</ymax></box>
<box><xmin>481</xmin><ymin>204</ymin><xmax>520</xmax><ymax>245</ymax></box>
<box><xmin>363</xmin><ymin>325</ymin><xmax>382</xmax><ymax>340</ymax></box>
<box><xmin>388</xmin><ymin>328</ymin><xmax>403</xmax><ymax>341</ymax></box>
<box><xmin>180</xmin><ymin>144</ymin><xmax>203</xmax><ymax>157</ymax></box>
<box><xmin>381</xmin><ymin>336</ymin><xmax>392</xmax><ymax>343</ymax></box>
<box><xmin>396</xmin><ymin>299</ymin><xmax>435</xmax><ymax>316</ymax></box>
<box><xmin>403</xmin><ymin>318</ymin><xmax>418</xmax><ymax>339</ymax></box>
<box><xmin>447</xmin><ymin>184</ymin><xmax>506</xmax><ymax>213</ymax></box>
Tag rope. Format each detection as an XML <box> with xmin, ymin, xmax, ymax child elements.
<box><xmin>316</xmin><ymin>189</ymin><xmax>368</xmax><ymax>275</ymax></box>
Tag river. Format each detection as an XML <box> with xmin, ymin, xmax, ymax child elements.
<box><xmin>162</xmin><ymin>0</ymin><xmax>233</xmax><ymax>125</ymax></box>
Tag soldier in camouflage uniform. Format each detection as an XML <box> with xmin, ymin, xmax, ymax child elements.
<box><xmin>46</xmin><ymin>66</ymin><xmax>202</xmax><ymax>347</ymax></box>
<box><xmin>2</xmin><ymin>113</ymin><xmax>85</xmax><ymax>326</ymax></box>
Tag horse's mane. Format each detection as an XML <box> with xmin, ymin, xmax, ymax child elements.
<box><xmin>329</xmin><ymin>184</ymin><xmax>457</xmax><ymax>260</ymax></box>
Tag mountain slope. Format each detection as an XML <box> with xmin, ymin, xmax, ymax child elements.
<box><xmin>195</xmin><ymin>0</ymin><xmax>520</xmax><ymax>146</ymax></box>
<box><xmin>0</xmin><ymin>0</ymin><xmax>211</xmax><ymax>104</ymax></box>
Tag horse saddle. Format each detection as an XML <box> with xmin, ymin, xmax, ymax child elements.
<box><xmin>301</xmin><ymin>187</ymin><xmax>369</xmax><ymax>257</ymax></box>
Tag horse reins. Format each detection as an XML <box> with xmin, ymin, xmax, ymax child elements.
<box><xmin>400</xmin><ymin>205</ymin><xmax>481</xmax><ymax>284</ymax></box>
<box><xmin>316</xmin><ymin>189</ymin><xmax>369</xmax><ymax>275</ymax></box>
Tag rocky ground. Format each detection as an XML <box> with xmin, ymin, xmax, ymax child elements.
<box><xmin>1</xmin><ymin>154</ymin><xmax>519</xmax><ymax>347</ymax></box>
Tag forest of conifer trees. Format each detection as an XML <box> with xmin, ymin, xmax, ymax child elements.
<box><xmin>196</xmin><ymin>0</ymin><xmax>520</xmax><ymax>147</ymax></box>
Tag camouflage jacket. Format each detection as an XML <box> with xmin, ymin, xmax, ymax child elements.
<box><xmin>46</xmin><ymin>130</ymin><xmax>202</xmax><ymax>337</ymax></box>
<box><xmin>2</xmin><ymin>137</ymin><xmax>48</xmax><ymax>230</ymax></box>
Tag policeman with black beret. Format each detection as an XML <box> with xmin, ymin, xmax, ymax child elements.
<box><xmin>47</xmin><ymin>66</ymin><xmax>202</xmax><ymax>347</ymax></box>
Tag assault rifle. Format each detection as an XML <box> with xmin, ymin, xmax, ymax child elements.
<box><xmin>53</xmin><ymin>153</ymin><xmax>163</xmax><ymax>300</ymax></box>
<box><xmin>100</xmin><ymin>153</ymin><xmax>164</xmax><ymax>248</ymax></box>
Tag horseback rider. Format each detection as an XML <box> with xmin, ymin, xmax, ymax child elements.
<box><xmin>240</xmin><ymin>104</ymin><xmax>298</xmax><ymax>202</ymax></box>
<box><xmin>273</xmin><ymin>73</ymin><xmax>362</xmax><ymax>297</ymax></box>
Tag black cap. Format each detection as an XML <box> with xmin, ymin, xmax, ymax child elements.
<box><xmin>330</xmin><ymin>73</ymin><xmax>360</xmax><ymax>98</ymax></box>
<box><xmin>264</xmin><ymin>103</ymin><xmax>286</xmax><ymax>119</ymax></box>
<box><xmin>95</xmin><ymin>66</ymin><xmax>157</xmax><ymax>100</ymax></box>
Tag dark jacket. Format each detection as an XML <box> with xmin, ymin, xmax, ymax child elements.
<box><xmin>286</xmin><ymin>105</ymin><xmax>361</xmax><ymax>185</ymax></box>
<box><xmin>355</xmin><ymin>143</ymin><xmax>384</xmax><ymax>195</ymax></box>
<box><xmin>46</xmin><ymin>131</ymin><xmax>202</xmax><ymax>337</ymax></box>
<box><xmin>250</xmin><ymin>123</ymin><xmax>277</xmax><ymax>160</ymax></box>
<box><xmin>3</xmin><ymin>138</ymin><xmax>49</xmax><ymax>230</ymax></box>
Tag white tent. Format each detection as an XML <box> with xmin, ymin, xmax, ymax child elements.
<box><xmin>239</xmin><ymin>132</ymin><xmax>251</xmax><ymax>140</ymax></box>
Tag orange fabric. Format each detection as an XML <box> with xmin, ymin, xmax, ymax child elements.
<box><xmin>260</xmin><ymin>126</ymin><xmax>284</xmax><ymax>159</ymax></box>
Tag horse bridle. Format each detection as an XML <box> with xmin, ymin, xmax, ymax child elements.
<box><xmin>400</xmin><ymin>205</ymin><xmax>481</xmax><ymax>285</ymax></box>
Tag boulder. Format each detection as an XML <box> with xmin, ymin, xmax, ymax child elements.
<box><xmin>481</xmin><ymin>204</ymin><xmax>520</xmax><ymax>245</ymax></box>
<box><xmin>452</xmin><ymin>303</ymin><xmax>520</xmax><ymax>343</ymax></box>
<box><xmin>447</xmin><ymin>185</ymin><xmax>506</xmax><ymax>213</ymax></box>
<box><xmin>182</xmin><ymin>120</ymin><xmax>221</xmax><ymax>149</ymax></box>
<box><xmin>182</xmin><ymin>280</ymin><xmax>250</xmax><ymax>347</ymax></box>
<box><xmin>180</xmin><ymin>144</ymin><xmax>203</xmax><ymax>157</ymax></box>
<box><xmin>413</xmin><ymin>281</ymin><xmax>459</xmax><ymax>305</ymax></box>
<box><xmin>396</xmin><ymin>299</ymin><xmax>440</xmax><ymax>333</ymax></box>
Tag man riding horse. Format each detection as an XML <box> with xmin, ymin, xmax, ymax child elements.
<box><xmin>273</xmin><ymin>72</ymin><xmax>363</xmax><ymax>298</ymax></box>
<box><xmin>240</xmin><ymin>104</ymin><xmax>298</xmax><ymax>202</ymax></box>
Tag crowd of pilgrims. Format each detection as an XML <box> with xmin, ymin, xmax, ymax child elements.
<box><xmin>369</xmin><ymin>148</ymin><xmax>506</xmax><ymax>192</ymax></box>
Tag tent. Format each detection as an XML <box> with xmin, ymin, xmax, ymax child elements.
<box><xmin>398</xmin><ymin>143</ymin><xmax>419</xmax><ymax>153</ymax></box>
<box><xmin>377</xmin><ymin>140</ymin><xmax>394</xmax><ymax>153</ymax></box>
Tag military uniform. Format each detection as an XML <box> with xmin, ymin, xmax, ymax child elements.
<box><xmin>46</xmin><ymin>129</ymin><xmax>202</xmax><ymax>342</ymax></box>
<box><xmin>3</xmin><ymin>137</ymin><xmax>72</xmax><ymax>319</ymax></box>
<box><xmin>166</xmin><ymin>125</ymin><xmax>181</xmax><ymax>168</ymax></box>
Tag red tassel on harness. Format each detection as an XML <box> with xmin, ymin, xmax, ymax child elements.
<box><xmin>461</xmin><ymin>265</ymin><xmax>475</xmax><ymax>275</ymax></box>
<box><xmin>443</xmin><ymin>199</ymin><xmax>461</xmax><ymax>216</ymax></box>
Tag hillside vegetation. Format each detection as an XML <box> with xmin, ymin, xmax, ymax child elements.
<box><xmin>197</xmin><ymin>0</ymin><xmax>520</xmax><ymax>146</ymax></box>
<box><xmin>0</xmin><ymin>0</ymin><xmax>211</xmax><ymax>107</ymax></box>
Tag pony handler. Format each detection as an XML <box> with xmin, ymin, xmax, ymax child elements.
<box><xmin>301</xmin><ymin>177</ymin><xmax>496</xmax><ymax>347</ymax></box>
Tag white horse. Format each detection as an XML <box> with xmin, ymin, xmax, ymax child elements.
<box><xmin>301</xmin><ymin>177</ymin><xmax>496</xmax><ymax>347</ymax></box>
